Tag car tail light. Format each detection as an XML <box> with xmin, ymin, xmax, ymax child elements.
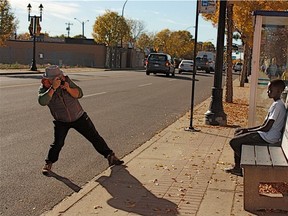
<box><xmin>165</xmin><ymin>61</ymin><xmax>169</xmax><ymax>67</ymax></box>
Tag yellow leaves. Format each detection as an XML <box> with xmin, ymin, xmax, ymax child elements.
<box><xmin>202</xmin><ymin>0</ymin><xmax>288</xmax><ymax>48</ymax></box>
<box><xmin>223</xmin><ymin>98</ymin><xmax>249</xmax><ymax>127</ymax></box>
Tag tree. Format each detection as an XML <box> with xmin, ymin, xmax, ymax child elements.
<box><xmin>202</xmin><ymin>41</ymin><xmax>215</xmax><ymax>52</ymax></box>
<box><xmin>169</xmin><ymin>30</ymin><xmax>194</xmax><ymax>59</ymax></box>
<box><xmin>135</xmin><ymin>32</ymin><xmax>155</xmax><ymax>54</ymax></box>
<box><xmin>153</xmin><ymin>29</ymin><xmax>171</xmax><ymax>53</ymax></box>
<box><xmin>0</xmin><ymin>0</ymin><xmax>16</xmax><ymax>46</ymax></box>
<box><xmin>92</xmin><ymin>10</ymin><xmax>130</xmax><ymax>47</ymax></box>
<box><xmin>126</xmin><ymin>19</ymin><xmax>145</xmax><ymax>47</ymax></box>
<box><xmin>16</xmin><ymin>32</ymin><xmax>31</xmax><ymax>40</ymax></box>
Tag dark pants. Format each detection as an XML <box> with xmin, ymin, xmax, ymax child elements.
<box><xmin>46</xmin><ymin>112</ymin><xmax>113</xmax><ymax>163</ymax></box>
<box><xmin>229</xmin><ymin>131</ymin><xmax>269</xmax><ymax>168</ymax></box>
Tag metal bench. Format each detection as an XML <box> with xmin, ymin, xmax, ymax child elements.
<box><xmin>241</xmin><ymin>114</ymin><xmax>288</xmax><ymax>212</ymax></box>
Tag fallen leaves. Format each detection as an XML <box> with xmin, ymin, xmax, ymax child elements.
<box><xmin>259</xmin><ymin>182</ymin><xmax>288</xmax><ymax>197</ymax></box>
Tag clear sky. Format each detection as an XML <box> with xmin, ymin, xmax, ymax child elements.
<box><xmin>10</xmin><ymin>0</ymin><xmax>222</xmax><ymax>45</ymax></box>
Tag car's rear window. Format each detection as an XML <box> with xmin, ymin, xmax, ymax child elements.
<box><xmin>149</xmin><ymin>54</ymin><xmax>167</xmax><ymax>61</ymax></box>
<box><xmin>182</xmin><ymin>60</ymin><xmax>193</xmax><ymax>64</ymax></box>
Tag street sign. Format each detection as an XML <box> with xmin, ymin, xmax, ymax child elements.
<box><xmin>198</xmin><ymin>0</ymin><xmax>216</xmax><ymax>14</ymax></box>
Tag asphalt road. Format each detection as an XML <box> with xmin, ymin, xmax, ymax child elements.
<box><xmin>0</xmin><ymin>69</ymin><xmax>215</xmax><ymax>216</ymax></box>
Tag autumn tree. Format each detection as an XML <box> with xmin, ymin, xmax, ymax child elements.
<box><xmin>202</xmin><ymin>41</ymin><xmax>215</xmax><ymax>52</ymax></box>
<box><xmin>153</xmin><ymin>29</ymin><xmax>171</xmax><ymax>53</ymax></box>
<box><xmin>135</xmin><ymin>32</ymin><xmax>155</xmax><ymax>53</ymax></box>
<box><xmin>0</xmin><ymin>0</ymin><xmax>17</xmax><ymax>46</ymax></box>
<box><xmin>92</xmin><ymin>10</ymin><xmax>130</xmax><ymax>47</ymax></box>
<box><xmin>169</xmin><ymin>30</ymin><xmax>194</xmax><ymax>59</ymax></box>
<box><xmin>16</xmin><ymin>32</ymin><xmax>31</xmax><ymax>40</ymax></box>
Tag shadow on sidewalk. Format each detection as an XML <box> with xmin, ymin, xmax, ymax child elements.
<box><xmin>96</xmin><ymin>165</ymin><xmax>179</xmax><ymax>215</ymax></box>
<box><xmin>48</xmin><ymin>171</ymin><xmax>82</xmax><ymax>192</ymax></box>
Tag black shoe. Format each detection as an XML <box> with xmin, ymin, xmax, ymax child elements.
<box><xmin>42</xmin><ymin>162</ymin><xmax>52</xmax><ymax>176</ymax></box>
<box><xmin>107</xmin><ymin>153</ymin><xmax>124</xmax><ymax>166</ymax></box>
<box><xmin>224</xmin><ymin>167</ymin><xmax>243</xmax><ymax>176</ymax></box>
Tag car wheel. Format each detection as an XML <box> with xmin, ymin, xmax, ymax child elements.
<box><xmin>146</xmin><ymin>71</ymin><xmax>150</xmax><ymax>75</ymax></box>
<box><xmin>172</xmin><ymin>72</ymin><xmax>175</xmax><ymax>77</ymax></box>
<box><xmin>205</xmin><ymin>69</ymin><xmax>210</xmax><ymax>73</ymax></box>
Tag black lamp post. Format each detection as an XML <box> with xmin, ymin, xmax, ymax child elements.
<box><xmin>204</xmin><ymin>0</ymin><xmax>227</xmax><ymax>126</ymax></box>
<box><xmin>27</xmin><ymin>3</ymin><xmax>43</xmax><ymax>71</ymax></box>
<box><xmin>74</xmin><ymin>18</ymin><xmax>89</xmax><ymax>38</ymax></box>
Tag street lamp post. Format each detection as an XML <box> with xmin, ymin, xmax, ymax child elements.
<box><xmin>74</xmin><ymin>18</ymin><xmax>89</xmax><ymax>38</ymax></box>
<box><xmin>185</xmin><ymin>0</ymin><xmax>199</xmax><ymax>132</ymax></box>
<box><xmin>204</xmin><ymin>0</ymin><xmax>227</xmax><ymax>126</ymax></box>
<box><xmin>120</xmin><ymin>0</ymin><xmax>128</xmax><ymax>68</ymax></box>
<box><xmin>27</xmin><ymin>3</ymin><xmax>43</xmax><ymax>71</ymax></box>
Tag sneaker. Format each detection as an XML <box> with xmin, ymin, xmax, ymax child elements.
<box><xmin>107</xmin><ymin>153</ymin><xmax>124</xmax><ymax>166</ymax></box>
<box><xmin>224</xmin><ymin>167</ymin><xmax>243</xmax><ymax>176</ymax></box>
<box><xmin>42</xmin><ymin>162</ymin><xmax>52</xmax><ymax>176</ymax></box>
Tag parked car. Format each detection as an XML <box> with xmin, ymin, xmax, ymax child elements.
<box><xmin>233</xmin><ymin>62</ymin><xmax>243</xmax><ymax>72</ymax></box>
<box><xmin>146</xmin><ymin>53</ymin><xmax>175</xmax><ymax>76</ymax></box>
<box><xmin>178</xmin><ymin>59</ymin><xmax>194</xmax><ymax>74</ymax></box>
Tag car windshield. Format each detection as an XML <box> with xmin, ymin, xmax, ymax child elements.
<box><xmin>149</xmin><ymin>55</ymin><xmax>167</xmax><ymax>61</ymax></box>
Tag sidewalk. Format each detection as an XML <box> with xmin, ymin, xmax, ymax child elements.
<box><xmin>39</xmin><ymin>79</ymin><xmax>260</xmax><ymax>216</ymax></box>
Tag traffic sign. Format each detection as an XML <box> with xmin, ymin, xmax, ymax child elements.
<box><xmin>198</xmin><ymin>0</ymin><xmax>216</xmax><ymax>14</ymax></box>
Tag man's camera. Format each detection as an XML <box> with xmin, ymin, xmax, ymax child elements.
<box><xmin>61</xmin><ymin>80</ymin><xmax>65</xmax><ymax>85</ymax></box>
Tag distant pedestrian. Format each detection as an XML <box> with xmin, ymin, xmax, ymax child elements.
<box><xmin>266</xmin><ymin>58</ymin><xmax>281</xmax><ymax>80</ymax></box>
<box><xmin>38</xmin><ymin>65</ymin><xmax>123</xmax><ymax>175</ymax></box>
<box><xmin>225</xmin><ymin>79</ymin><xmax>286</xmax><ymax>176</ymax></box>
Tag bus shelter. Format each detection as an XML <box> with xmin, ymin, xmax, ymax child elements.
<box><xmin>248</xmin><ymin>10</ymin><xmax>288</xmax><ymax>127</ymax></box>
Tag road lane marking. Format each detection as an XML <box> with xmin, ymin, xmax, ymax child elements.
<box><xmin>83</xmin><ymin>92</ymin><xmax>107</xmax><ymax>98</ymax></box>
<box><xmin>138</xmin><ymin>83</ymin><xmax>152</xmax><ymax>87</ymax></box>
<box><xmin>0</xmin><ymin>83</ymin><xmax>38</xmax><ymax>88</ymax></box>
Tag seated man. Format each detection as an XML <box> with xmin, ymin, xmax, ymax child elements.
<box><xmin>225</xmin><ymin>79</ymin><xmax>286</xmax><ymax>176</ymax></box>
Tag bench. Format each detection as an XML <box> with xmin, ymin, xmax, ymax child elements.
<box><xmin>241</xmin><ymin>112</ymin><xmax>288</xmax><ymax>212</ymax></box>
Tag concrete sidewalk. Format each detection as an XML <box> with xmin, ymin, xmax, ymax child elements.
<box><xmin>3</xmin><ymin>68</ymin><xmax>280</xmax><ymax>215</ymax></box>
<box><xmin>39</xmin><ymin>79</ymin><xmax>258</xmax><ymax>216</ymax></box>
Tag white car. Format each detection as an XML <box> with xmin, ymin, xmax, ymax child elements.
<box><xmin>178</xmin><ymin>59</ymin><xmax>194</xmax><ymax>74</ymax></box>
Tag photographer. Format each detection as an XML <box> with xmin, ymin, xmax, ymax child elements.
<box><xmin>38</xmin><ymin>65</ymin><xmax>123</xmax><ymax>175</ymax></box>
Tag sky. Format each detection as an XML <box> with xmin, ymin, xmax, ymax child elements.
<box><xmin>9</xmin><ymin>0</ymin><xmax>229</xmax><ymax>46</ymax></box>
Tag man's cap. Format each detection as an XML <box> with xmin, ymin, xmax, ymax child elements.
<box><xmin>43</xmin><ymin>65</ymin><xmax>63</xmax><ymax>79</ymax></box>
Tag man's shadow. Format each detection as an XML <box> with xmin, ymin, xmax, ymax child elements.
<box><xmin>96</xmin><ymin>165</ymin><xmax>179</xmax><ymax>215</ymax></box>
<box><xmin>48</xmin><ymin>171</ymin><xmax>82</xmax><ymax>192</ymax></box>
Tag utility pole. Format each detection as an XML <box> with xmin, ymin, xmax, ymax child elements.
<box><xmin>65</xmin><ymin>22</ymin><xmax>73</xmax><ymax>38</ymax></box>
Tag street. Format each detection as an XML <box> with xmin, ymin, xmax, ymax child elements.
<box><xmin>0</xmin><ymin>69</ymin><xmax>214</xmax><ymax>216</ymax></box>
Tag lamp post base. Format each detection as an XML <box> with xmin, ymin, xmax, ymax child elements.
<box><xmin>205</xmin><ymin>110</ymin><xmax>227</xmax><ymax>126</ymax></box>
<box><xmin>205</xmin><ymin>87</ymin><xmax>227</xmax><ymax>126</ymax></box>
<box><xmin>184</xmin><ymin>127</ymin><xmax>201</xmax><ymax>132</ymax></box>
<box><xmin>30</xmin><ymin>61</ymin><xmax>37</xmax><ymax>71</ymax></box>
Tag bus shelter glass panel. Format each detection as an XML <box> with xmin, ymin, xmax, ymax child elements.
<box><xmin>255</xmin><ymin>15</ymin><xmax>288</xmax><ymax>125</ymax></box>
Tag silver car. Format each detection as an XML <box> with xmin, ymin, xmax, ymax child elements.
<box><xmin>146</xmin><ymin>53</ymin><xmax>175</xmax><ymax>77</ymax></box>
<box><xmin>178</xmin><ymin>59</ymin><xmax>194</xmax><ymax>74</ymax></box>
